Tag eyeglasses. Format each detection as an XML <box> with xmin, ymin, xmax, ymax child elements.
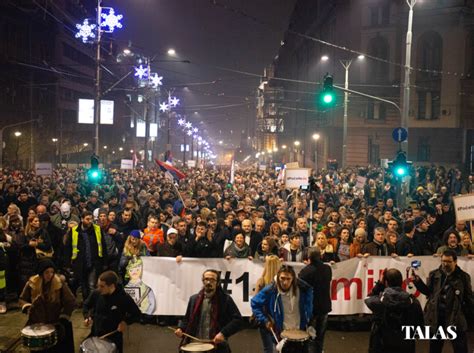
<box><xmin>202</xmin><ymin>278</ymin><xmax>217</xmax><ymax>283</ymax></box>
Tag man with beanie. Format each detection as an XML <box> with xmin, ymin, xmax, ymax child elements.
<box><xmin>19</xmin><ymin>259</ymin><xmax>76</xmax><ymax>353</ymax></box>
<box><xmin>65</xmin><ymin>210</ymin><xmax>107</xmax><ymax>301</ymax></box>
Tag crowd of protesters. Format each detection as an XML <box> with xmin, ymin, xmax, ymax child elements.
<box><xmin>0</xmin><ymin>164</ymin><xmax>472</xmax><ymax>317</ymax></box>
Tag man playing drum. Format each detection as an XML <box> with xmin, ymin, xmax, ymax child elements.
<box><xmin>175</xmin><ymin>269</ymin><xmax>244</xmax><ymax>353</ymax></box>
<box><xmin>251</xmin><ymin>265</ymin><xmax>313</xmax><ymax>353</ymax></box>
<box><xmin>19</xmin><ymin>259</ymin><xmax>76</xmax><ymax>353</ymax></box>
<box><xmin>83</xmin><ymin>271</ymin><xmax>141</xmax><ymax>353</ymax></box>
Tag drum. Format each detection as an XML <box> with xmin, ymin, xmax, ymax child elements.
<box><xmin>180</xmin><ymin>342</ymin><xmax>215</xmax><ymax>352</ymax></box>
<box><xmin>21</xmin><ymin>324</ymin><xmax>57</xmax><ymax>351</ymax></box>
<box><xmin>280</xmin><ymin>329</ymin><xmax>310</xmax><ymax>353</ymax></box>
<box><xmin>80</xmin><ymin>337</ymin><xmax>117</xmax><ymax>353</ymax></box>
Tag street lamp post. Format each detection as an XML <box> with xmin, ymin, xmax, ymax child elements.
<box><xmin>402</xmin><ymin>0</ymin><xmax>417</xmax><ymax>155</ymax></box>
<box><xmin>14</xmin><ymin>131</ymin><xmax>22</xmax><ymax>169</ymax></box>
<box><xmin>52</xmin><ymin>138</ymin><xmax>58</xmax><ymax>167</ymax></box>
<box><xmin>93</xmin><ymin>0</ymin><xmax>103</xmax><ymax>157</ymax></box>
<box><xmin>294</xmin><ymin>140</ymin><xmax>300</xmax><ymax>165</ymax></box>
<box><xmin>312</xmin><ymin>133</ymin><xmax>320</xmax><ymax>171</ymax></box>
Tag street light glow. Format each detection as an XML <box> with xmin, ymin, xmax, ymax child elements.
<box><xmin>294</xmin><ymin>140</ymin><xmax>300</xmax><ymax>146</ymax></box>
<box><xmin>167</xmin><ymin>48</ymin><xmax>176</xmax><ymax>56</ymax></box>
<box><xmin>83</xmin><ymin>142</ymin><xmax>88</xmax><ymax>147</ymax></box>
<box><xmin>123</xmin><ymin>48</ymin><xmax>131</xmax><ymax>55</ymax></box>
<box><xmin>312</xmin><ymin>133</ymin><xmax>321</xmax><ymax>141</ymax></box>
<box><xmin>358</xmin><ymin>54</ymin><xmax>365</xmax><ymax>60</ymax></box>
<box><xmin>14</xmin><ymin>131</ymin><xmax>22</xmax><ymax>137</ymax></box>
<box><xmin>282</xmin><ymin>145</ymin><xmax>287</xmax><ymax>149</ymax></box>
<box><xmin>51</xmin><ymin>138</ymin><xmax>58</xmax><ymax>142</ymax></box>
<box><xmin>119</xmin><ymin>147</ymin><xmax>123</xmax><ymax>151</ymax></box>
<box><xmin>321</xmin><ymin>55</ymin><xmax>329</xmax><ymax>61</ymax></box>
<box><xmin>103</xmin><ymin>146</ymin><xmax>108</xmax><ymax>149</ymax></box>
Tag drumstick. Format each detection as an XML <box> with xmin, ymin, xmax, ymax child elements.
<box><xmin>99</xmin><ymin>330</ymin><xmax>118</xmax><ymax>339</ymax></box>
<box><xmin>270</xmin><ymin>327</ymin><xmax>280</xmax><ymax>343</ymax></box>
<box><xmin>166</xmin><ymin>326</ymin><xmax>214</xmax><ymax>344</ymax></box>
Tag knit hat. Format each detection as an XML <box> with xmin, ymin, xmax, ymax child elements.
<box><xmin>37</xmin><ymin>259</ymin><xmax>56</xmax><ymax>275</ymax></box>
<box><xmin>130</xmin><ymin>230</ymin><xmax>141</xmax><ymax>239</ymax></box>
<box><xmin>167</xmin><ymin>227</ymin><xmax>178</xmax><ymax>236</ymax></box>
<box><xmin>414</xmin><ymin>216</ymin><xmax>426</xmax><ymax>228</ymax></box>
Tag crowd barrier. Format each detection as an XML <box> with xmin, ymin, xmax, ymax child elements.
<box><xmin>133</xmin><ymin>256</ymin><xmax>474</xmax><ymax>316</ymax></box>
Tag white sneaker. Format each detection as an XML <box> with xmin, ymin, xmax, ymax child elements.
<box><xmin>0</xmin><ymin>302</ymin><xmax>7</xmax><ymax>314</ymax></box>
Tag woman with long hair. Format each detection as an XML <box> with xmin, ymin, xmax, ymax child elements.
<box><xmin>224</xmin><ymin>232</ymin><xmax>252</xmax><ymax>260</ymax></box>
<box><xmin>313</xmin><ymin>232</ymin><xmax>337</xmax><ymax>263</ymax></box>
<box><xmin>254</xmin><ymin>236</ymin><xmax>279</xmax><ymax>262</ymax></box>
<box><xmin>254</xmin><ymin>255</ymin><xmax>281</xmax><ymax>294</ymax></box>
<box><xmin>119</xmin><ymin>230</ymin><xmax>148</xmax><ymax>280</ymax></box>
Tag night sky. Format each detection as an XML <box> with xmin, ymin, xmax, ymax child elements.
<box><xmin>114</xmin><ymin>0</ymin><xmax>296</xmax><ymax>147</ymax></box>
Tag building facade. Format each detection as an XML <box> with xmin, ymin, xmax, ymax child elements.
<box><xmin>262</xmin><ymin>0</ymin><xmax>474</xmax><ymax>171</ymax></box>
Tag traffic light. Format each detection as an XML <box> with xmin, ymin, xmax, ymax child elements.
<box><xmin>318</xmin><ymin>74</ymin><xmax>336</xmax><ymax>108</ymax></box>
<box><xmin>88</xmin><ymin>154</ymin><xmax>102</xmax><ymax>182</ymax></box>
<box><xmin>388</xmin><ymin>150</ymin><xmax>412</xmax><ymax>178</ymax></box>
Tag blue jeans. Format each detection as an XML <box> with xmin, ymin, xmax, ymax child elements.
<box><xmin>259</xmin><ymin>326</ymin><xmax>277</xmax><ymax>353</ymax></box>
<box><xmin>308</xmin><ymin>314</ymin><xmax>328</xmax><ymax>353</ymax></box>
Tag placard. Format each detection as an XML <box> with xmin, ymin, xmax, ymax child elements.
<box><xmin>285</xmin><ymin>168</ymin><xmax>310</xmax><ymax>189</ymax></box>
<box><xmin>187</xmin><ymin>160</ymin><xmax>196</xmax><ymax>168</ymax></box>
<box><xmin>355</xmin><ymin>176</ymin><xmax>367</xmax><ymax>189</ymax></box>
<box><xmin>100</xmin><ymin>100</ymin><xmax>114</xmax><ymax>124</ymax></box>
<box><xmin>35</xmin><ymin>163</ymin><xmax>52</xmax><ymax>176</ymax></box>
<box><xmin>453</xmin><ymin>194</ymin><xmax>474</xmax><ymax>222</ymax></box>
<box><xmin>120</xmin><ymin>159</ymin><xmax>134</xmax><ymax>170</ymax></box>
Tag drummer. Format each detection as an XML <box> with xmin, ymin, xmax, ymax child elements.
<box><xmin>174</xmin><ymin>269</ymin><xmax>244</xmax><ymax>353</ymax></box>
<box><xmin>19</xmin><ymin>259</ymin><xmax>76</xmax><ymax>353</ymax></box>
<box><xmin>83</xmin><ymin>270</ymin><xmax>141</xmax><ymax>353</ymax></box>
<box><xmin>251</xmin><ymin>265</ymin><xmax>313</xmax><ymax>353</ymax></box>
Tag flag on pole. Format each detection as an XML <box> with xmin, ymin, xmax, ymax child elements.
<box><xmin>164</xmin><ymin>150</ymin><xmax>172</xmax><ymax>164</ymax></box>
<box><xmin>230</xmin><ymin>159</ymin><xmax>235</xmax><ymax>184</ymax></box>
<box><xmin>155</xmin><ymin>159</ymin><xmax>186</xmax><ymax>181</ymax></box>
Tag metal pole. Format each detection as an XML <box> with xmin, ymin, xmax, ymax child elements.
<box><xmin>93</xmin><ymin>0</ymin><xmax>102</xmax><ymax>156</ymax></box>
<box><xmin>314</xmin><ymin>142</ymin><xmax>318</xmax><ymax>171</ymax></box>
<box><xmin>402</xmin><ymin>0</ymin><xmax>416</xmax><ymax>155</ymax></box>
<box><xmin>183</xmin><ymin>132</ymin><xmax>186</xmax><ymax>167</ymax></box>
<box><xmin>166</xmin><ymin>91</ymin><xmax>171</xmax><ymax>155</ymax></box>
<box><xmin>144</xmin><ymin>58</ymin><xmax>151</xmax><ymax>169</ymax></box>
<box><xmin>340</xmin><ymin>59</ymin><xmax>352</xmax><ymax>169</ymax></box>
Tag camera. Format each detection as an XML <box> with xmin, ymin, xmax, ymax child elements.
<box><xmin>411</xmin><ymin>260</ymin><xmax>421</xmax><ymax>269</ymax></box>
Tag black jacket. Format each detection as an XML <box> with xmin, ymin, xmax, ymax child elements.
<box><xmin>178</xmin><ymin>287</ymin><xmax>243</xmax><ymax>340</ymax></box>
<box><xmin>395</xmin><ymin>234</ymin><xmax>420</xmax><ymax>256</ymax></box>
<box><xmin>414</xmin><ymin>265</ymin><xmax>474</xmax><ymax>331</ymax></box>
<box><xmin>298</xmin><ymin>259</ymin><xmax>332</xmax><ymax>315</ymax></box>
<box><xmin>83</xmin><ymin>287</ymin><xmax>141</xmax><ymax>337</ymax></box>
<box><xmin>365</xmin><ymin>283</ymin><xmax>423</xmax><ymax>353</ymax></box>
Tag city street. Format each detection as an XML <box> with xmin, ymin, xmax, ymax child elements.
<box><xmin>1</xmin><ymin>305</ymin><xmax>472</xmax><ymax>353</ymax></box>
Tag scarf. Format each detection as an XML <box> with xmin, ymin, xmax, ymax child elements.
<box><xmin>183</xmin><ymin>289</ymin><xmax>219</xmax><ymax>343</ymax></box>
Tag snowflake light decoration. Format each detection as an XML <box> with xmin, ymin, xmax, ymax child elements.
<box><xmin>169</xmin><ymin>96</ymin><xmax>180</xmax><ymax>107</ymax></box>
<box><xmin>100</xmin><ymin>8</ymin><xmax>123</xmax><ymax>33</ymax></box>
<box><xmin>187</xmin><ymin>130</ymin><xmax>193</xmax><ymax>136</ymax></box>
<box><xmin>150</xmin><ymin>73</ymin><xmax>163</xmax><ymax>88</ymax></box>
<box><xmin>75</xmin><ymin>19</ymin><xmax>96</xmax><ymax>43</ymax></box>
<box><xmin>177</xmin><ymin>118</ymin><xmax>186</xmax><ymax>126</ymax></box>
<box><xmin>134</xmin><ymin>65</ymin><xmax>148</xmax><ymax>79</ymax></box>
<box><xmin>185</xmin><ymin>122</ymin><xmax>192</xmax><ymax>129</ymax></box>
<box><xmin>193</xmin><ymin>134</ymin><xmax>198</xmax><ymax>139</ymax></box>
<box><xmin>193</xmin><ymin>127</ymin><xmax>198</xmax><ymax>133</ymax></box>
<box><xmin>159</xmin><ymin>102</ymin><xmax>170</xmax><ymax>112</ymax></box>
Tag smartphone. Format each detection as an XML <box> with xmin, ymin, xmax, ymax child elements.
<box><xmin>411</xmin><ymin>260</ymin><xmax>421</xmax><ymax>269</ymax></box>
<box><xmin>300</xmin><ymin>184</ymin><xmax>309</xmax><ymax>190</ymax></box>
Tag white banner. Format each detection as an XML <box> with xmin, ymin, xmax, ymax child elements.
<box><xmin>140</xmin><ymin>256</ymin><xmax>474</xmax><ymax>316</ymax></box>
<box><xmin>453</xmin><ymin>194</ymin><xmax>474</xmax><ymax>222</ymax></box>
<box><xmin>285</xmin><ymin>168</ymin><xmax>310</xmax><ymax>189</ymax></box>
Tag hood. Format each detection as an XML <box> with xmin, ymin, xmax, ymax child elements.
<box><xmin>381</xmin><ymin>287</ymin><xmax>413</xmax><ymax>309</ymax></box>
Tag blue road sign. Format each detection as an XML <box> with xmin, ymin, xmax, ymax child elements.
<box><xmin>392</xmin><ymin>127</ymin><xmax>408</xmax><ymax>143</ymax></box>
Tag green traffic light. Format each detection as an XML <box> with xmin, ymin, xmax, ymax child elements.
<box><xmin>91</xmin><ymin>171</ymin><xmax>99</xmax><ymax>178</ymax></box>
<box><xmin>323</xmin><ymin>93</ymin><xmax>334</xmax><ymax>104</ymax></box>
<box><xmin>396</xmin><ymin>167</ymin><xmax>406</xmax><ymax>176</ymax></box>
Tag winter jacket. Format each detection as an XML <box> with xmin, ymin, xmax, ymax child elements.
<box><xmin>362</xmin><ymin>241</ymin><xmax>395</xmax><ymax>256</ymax></box>
<box><xmin>414</xmin><ymin>265</ymin><xmax>474</xmax><ymax>331</ymax></box>
<box><xmin>224</xmin><ymin>242</ymin><xmax>251</xmax><ymax>258</ymax></box>
<box><xmin>396</xmin><ymin>234</ymin><xmax>421</xmax><ymax>256</ymax></box>
<box><xmin>279</xmin><ymin>243</ymin><xmax>308</xmax><ymax>263</ymax></box>
<box><xmin>365</xmin><ymin>283</ymin><xmax>423</xmax><ymax>353</ymax></box>
<box><xmin>251</xmin><ymin>278</ymin><xmax>313</xmax><ymax>335</ymax></box>
<box><xmin>298</xmin><ymin>259</ymin><xmax>332</xmax><ymax>315</ymax></box>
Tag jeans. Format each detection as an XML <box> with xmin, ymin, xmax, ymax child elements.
<box><xmin>308</xmin><ymin>314</ymin><xmax>328</xmax><ymax>353</ymax></box>
<box><xmin>259</xmin><ymin>327</ymin><xmax>277</xmax><ymax>353</ymax></box>
<box><xmin>80</xmin><ymin>268</ymin><xmax>97</xmax><ymax>301</ymax></box>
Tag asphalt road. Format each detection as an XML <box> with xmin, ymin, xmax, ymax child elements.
<box><xmin>1</xmin><ymin>306</ymin><xmax>472</xmax><ymax>353</ymax></box>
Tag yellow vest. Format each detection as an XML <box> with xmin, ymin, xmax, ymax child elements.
<box><xmin>71</xmin><ymin>224</ymin><xmax>103</xmax><ymax>260</ymax></box>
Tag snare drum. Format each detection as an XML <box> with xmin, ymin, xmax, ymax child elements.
<box><xmin>21</xmin><ymin>324</ymin><xmax>57</xmax><ymax>351</ymax></box>
<box><xmin>180</xmin><ymin>342</ymin><xmax>215</xmax><ymax>352</ymax></box>
<box><xmin>80</xmin><ymin>337</ymin><xmax>117</xmax><ymax>353</ymax></box>
<box><xmin>280</xmin><ymin>329</ymin><xmax>310</xmax><ymax>353</ymax></box>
